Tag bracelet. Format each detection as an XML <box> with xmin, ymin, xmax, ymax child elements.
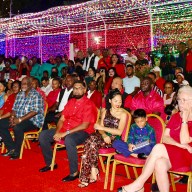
<box><xmin>66</xmin><ymin>130</ymin><xmax>70</xmax><ymax>135</ymax></box>
<box><xmin>18</xmin><ymin>118</ymin><xmax>22</xmax><ymax>123</ymax></box>
<box><xmin>182</xmin><ymin>121</ymin><xmax>188</xmax><ymax>124</ymax></box>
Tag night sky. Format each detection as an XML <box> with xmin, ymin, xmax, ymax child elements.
<box><xmin>0</xmin><ymin>0</ymin><xmax>91</xmax><ymax>18</ymax></box>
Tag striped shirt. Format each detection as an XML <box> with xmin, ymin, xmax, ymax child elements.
<box><xmin>153</xmin><ymin>85</ymin><xmax>163</xmax><ymax>98</ymax></box>
<box><xmin>12</xmin><ymin>88</ymin><xmax>44</xmax><ymax>128</ymax></box>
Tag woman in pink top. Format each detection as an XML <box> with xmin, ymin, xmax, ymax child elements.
<box><xmin>118</xmin><ymin>85</ymin><xmax>192</xmax><ymax>192</ymax></box>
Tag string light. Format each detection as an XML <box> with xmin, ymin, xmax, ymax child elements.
<box><xmin>6</xmin><ymin>34</ymin><xmax>69</xmax><ymax>62</ymax></box>
<box><xmin>0</xmin><ymin>0</ymin><xmax>191</xmax><ymax>57</ymax></box>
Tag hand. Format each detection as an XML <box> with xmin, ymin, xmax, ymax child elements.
<box><xmin>94</xmin><ymin>123</ymin><xmax>104</xmax><ymax>131</ymax></box>
<box><xmin>10</xmin><ymin>117</ymin><xmax>20</xmax><ymax>126</ymax></box>
<box><xmin>128</xmin><ymin>144</ymin><xmax>135</xmax><ymax>152</ymax></box>
<box><xmin>53</xmin><ymin>132</ymin><xmax>66</xmax><ymax>142</ymax></box>
<box><xmin>9</xmin><ymin>116</ymin><xmax>15</xmax><ymax>127</ymax></box>
<box><xmin>13</xmin><ymin>118</ymin><xmax>20</xmax><ymax>125</ymax></box>
<box><xmin>181</xmin><ymin>109</ymin><xmax>190</xmax><ymax>123</ymax></box>
<box><xmin>55</xmin><ymin>112</ymin><xmax>61</xmax><ymax>118</ymax></box>
<box><xmin>103</xmin><ymin>136</ymin><xmax>111</xmax><ymax>144</ymax></box>
<box><xmin>181</xmin><ymin>144</ymin><xmax>192</xmax><ymax>153</ymax></box>
<box><xmin>95</xmin><ymin>73</ymin><xmax>100</xmax><ymax>79</ymax></box>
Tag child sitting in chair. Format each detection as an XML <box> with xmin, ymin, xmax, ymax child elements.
<box><xmin>112</xmin><ymin>109</ymin><xmax>156</xmax><ymax>159</ymax></box>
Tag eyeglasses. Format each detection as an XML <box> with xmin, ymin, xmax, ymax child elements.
<box><xmin>177</xmin><ymin>98</ymin><xmax>192</xmax><ymax>102</ymax></box>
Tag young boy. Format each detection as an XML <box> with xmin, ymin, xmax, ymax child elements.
<box><xmin>112</xmin><ymin>109</ymin><xmax>156</xmax><ymax>159</ymax></box>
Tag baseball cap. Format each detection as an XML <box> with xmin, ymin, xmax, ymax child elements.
<box><xmin>152</xmin><ymin>66</ymin><xmax>161</xmax><ymax>72</ymax></box>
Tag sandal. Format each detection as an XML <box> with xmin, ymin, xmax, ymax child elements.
<box><xmin>90</xmin><ymin>168</ymin><xmax>100</xmax><ymax>183</ymax></box>
<box><xmin>78</xmin><ymin>182</ymin><xmax>88</xmax><ymax>188</ymax></box>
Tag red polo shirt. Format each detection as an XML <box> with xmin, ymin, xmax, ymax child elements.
<box><xmin>131</xmin><ymin>90</ymin><xmax>164</xmax><ymax>116</ymax></box>
<box><xmin>46</xmin><ymin>88</ymin><xmax>61</xmax><ymax>108</ymax></box>
<box><xmin>186</xmin><ymin>50</ymin><xmax>192</xmax><ymax>72</ymax></box>
<box><xmin>60</xmin><ymin>95</ymin><xmax>97</xmax><ymax>134</ymax></box>
<box><xmin>98</xmin><ymin>56</ymin><xmax>111</xmax><ymax>70</ymax></box>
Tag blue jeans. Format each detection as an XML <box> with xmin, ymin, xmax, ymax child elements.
<box><xmin>112</xmin><ymin>140</ymin><xmax>153</xmax><ymax>157</ymax></box>
<box><xmin>39</xmin><ymin>129</ymin><xmax>89</xmax><ymax>174</ymax></box>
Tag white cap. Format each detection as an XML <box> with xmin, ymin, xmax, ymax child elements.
<box><xmin>152</xmin><ymin>66</ymin><xmax>161</xmax><ymax>72</ymax></box>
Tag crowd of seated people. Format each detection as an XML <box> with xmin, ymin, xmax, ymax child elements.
<box><xmin>0</xmin><ymin>38</ymin><xmax>191</xmax><ymax>191</ymax></box>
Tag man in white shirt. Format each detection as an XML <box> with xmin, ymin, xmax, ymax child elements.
<box><xmin>42</xmin><ymin>75</ymin><xmax>75</xmax><ymax>130</ymax></box>
<box><xmin>83</xmin><ymin>47</ymin><xmax>100</xmax><ymax>71</ymax></box>
<box><xmin>123</xmin><ymin>64</ymin><xmax>140</xmax><ymax>96</ymax></box>
<box><xmin>125</xmin><ymin>48</ymin><xmax>137</xmax><ymax>65</ymax></box>
<box><xmin>41</xmin><ymin>77</ymin><xmax>53</xmax><ymax>96</ymax></box>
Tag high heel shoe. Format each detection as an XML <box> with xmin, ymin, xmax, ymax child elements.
<box><xmin>117</xmin><ymin>186</ymin><xmax>144</xmax><ymax>192</ymax></box>
<box><xmin>90</xmin><ymin>168</ymin><xmax>100</xmax><ymax>183</ymax></box>
<box><xmin>78</xmin><ymin>182</ymin><xmax>89</xmax><ymax>188</ymax></box>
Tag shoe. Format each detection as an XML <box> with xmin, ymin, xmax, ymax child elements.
<box><xmin>9</xmin><ymin>152</ymin><xmax>19</xmax><ymax>160</ymax></box>
<box><xmin>90</xmin><ymin>167</ymin><xmax>100</xmax><ymax>183</ymax></box>
<box><xmin>78</xmin><ymin>182</ymin><xmax>88</xmax><ymax>188</ymax></box>
<box><xmin>178</xmin><ymin>175</ymin><xmax>188</xmax><ymax>184</ymax></box>
<box><xmin>62</xmin><ymin>173</ymin><xmax>79</xmax><ymax>182</ymax></box>
<box><xmin>39</xmin><ymin>164</ymin><xmax>58</xmax><ymax>172</ymax></box>
<box><xmin>151</xmin><ymin>183</ymin><xmax>159</xmax><ymax>192</ymax></box>
<box><xmin>117</xmin><ymin>187</ymin><xmax>123</xmax><ymax>192</ymax></box>
<box><xmin>138</xmin><ymin>153</ymin><xmax>147</xmax><ymax>159</ymax></box>
<box><xmin>117</xmin><ymin>186</ymin><xmax>144</xmax><ymax>192</ymax></box>
<box><xmin>2</xmin><ymin>149</ymin><xmax>15</xmax><ymax>157</ymax></box>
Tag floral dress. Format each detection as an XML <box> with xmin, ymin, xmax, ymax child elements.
<box><xmin>79</xmin><ymin>110</ymin><xmax>120</xmax><ymax>183</ymax></box>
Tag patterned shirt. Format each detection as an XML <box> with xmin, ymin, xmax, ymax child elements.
<box><xmin>12</xmin><ymin>88</ymin><xmax>44</xmax><ymax>128</ymax></box>
<box><xmin>127</xmin><ymin>123</ymin><xmax>156</xmax><ymax>147</ymax></box>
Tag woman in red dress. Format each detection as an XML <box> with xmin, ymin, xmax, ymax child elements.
<box><xmin>118</xmin><ymin>85</ymin><xmax>192</xmax><ymax>192</ymax></box>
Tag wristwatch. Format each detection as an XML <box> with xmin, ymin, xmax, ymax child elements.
<box><xmin>66</xmin><ymin>130</ymin><xmax>70</xmax><ymax>135</ymax></box>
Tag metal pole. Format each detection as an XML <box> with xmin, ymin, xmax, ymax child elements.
<box><xmin>85</xmin><ymin>9</ymin><xmax>88</xmax><ymax>49</ymax></box>
<box><xmin>149</xmin><ymin>0</ymin><xmax>154</xmax><ymax>51</ymax></box>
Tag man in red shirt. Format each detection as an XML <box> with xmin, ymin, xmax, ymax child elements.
<box><xmin>130</xmin><ymin>77</ymin><xmax>164</xmax><ymax>118</ymax></box>
<box><xmin>39</xmin><ymin>80</ymin><xmax>98</xmax><ymax>182</ymax></box>
<box><xmin>86</xmin><ymin>80</ymin><xmax>102</xmax><ymax>109</ymax></box>
<box><xmin>185</xmin><ymin>39</ymin><xmax>192</xmax><ymax>85</ymax></box>
<box><xmin>97</xmin><ymin>49</ymin><xmax>111</xmax><ymax>70</ymax></box>
<box><xmin>152</xmin><ymin>66</ymin><xmax>166</xmax><ymax>92</ymax></box>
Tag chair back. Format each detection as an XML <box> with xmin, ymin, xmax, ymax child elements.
<box><xmin>121</xmin><ymin>110</ymin><xmax>132</xmax><ymax>142</ymax></box>
<box><xmin>147</xmin><ymin>114</ymin><xmax>165</xmax><ymax>143</ymax></box>
<box><xmin>44</xmin><ymin>101</ymin><xmax>48</xmax><ymax>117</ymax></box>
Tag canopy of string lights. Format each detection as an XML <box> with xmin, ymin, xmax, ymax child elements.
<box><xmin>0</xmin><ymin>0</ymin><xmax>191</xmax><ymax>38</ymax></box>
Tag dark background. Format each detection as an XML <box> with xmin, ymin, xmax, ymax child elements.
<box><xmin>0</xmin><ymin>0</ymin><xmax>91</xmax><ymax>18</ymax></box>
